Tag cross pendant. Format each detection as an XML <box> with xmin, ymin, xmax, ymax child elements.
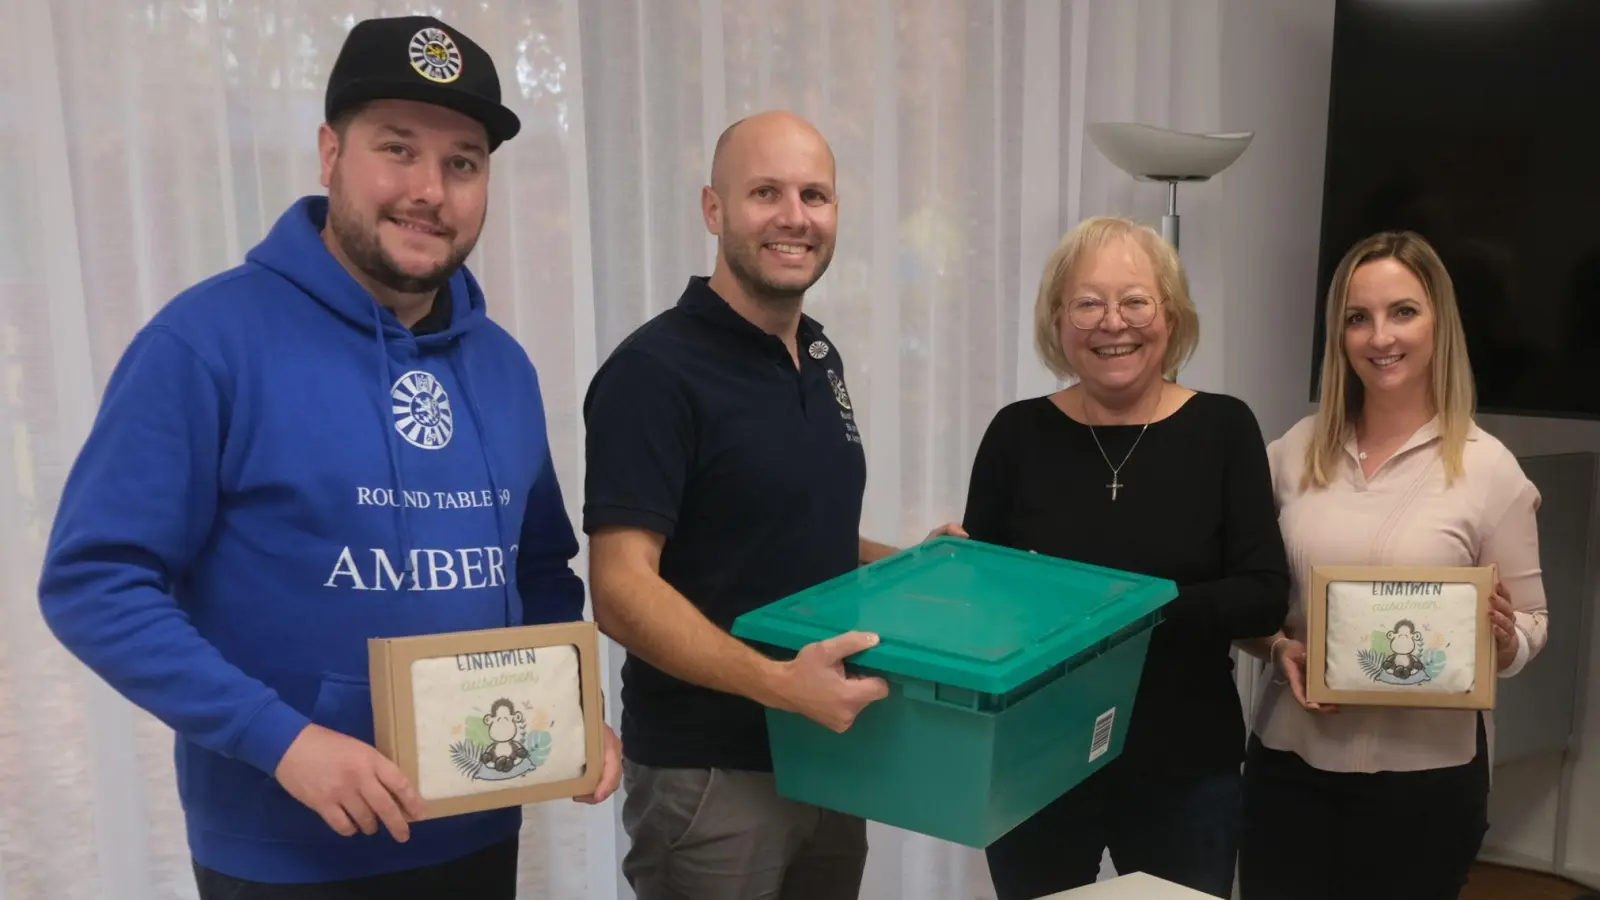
<box><xmin>1108</xmin><ymin>476</ymin><xmax>1122</xmax><ymax>501</ymax></box>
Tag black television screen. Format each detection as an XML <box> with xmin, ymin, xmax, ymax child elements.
<box><xmin>1312</xmin><ymin>0</ymin><xmax>1600</xmax><ymax>420</ymax></box>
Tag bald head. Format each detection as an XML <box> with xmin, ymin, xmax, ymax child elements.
<box><xmin>709</xmin><ymin>110</ymin><xmax>836</xmax><ymax>196</ymax></box>
<box><xmin>701</xmin><ymin>110</ymin><xmax>839</xmax><ymax>307</ymax></box>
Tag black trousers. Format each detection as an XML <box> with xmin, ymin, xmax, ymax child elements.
<box><xmin>984</xmin><ymin>758</ymin><xmax>1243</xmax><ymax>900</ymax></box>
<box><xmin>1238</xmin><ymin>715</ymin><xmax>1490</xmax><ymax>900</ymax></box>
<box><xmin>192</xmin><ymin>835</ymin><xmax>518</xmax><ymax>900</ymax></box>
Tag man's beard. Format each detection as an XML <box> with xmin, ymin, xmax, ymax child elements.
<box><xmin>723</xmin><ymin>234</ymin><xmax>834</xmax><ymax>307</ymax></box>
<box><xmin>326</xmin><ymin>188</ymin><xmax>475</xmax><ymax>295</ymax></box>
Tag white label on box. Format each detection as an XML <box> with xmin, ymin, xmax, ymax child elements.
<box><xmin>410</xmin><ymin>643</ymin><xmax>589</xmax><ymax>801</ymax></box>
<box><xmin>1323</xmin><ymin>580</ymin><xmax>1478</xmax><ymax>693</ymax></box>
<box><xmin>1089</xmin><ymin>707</ymin><xmax>1115</xmax><ymax>762</ymax></box>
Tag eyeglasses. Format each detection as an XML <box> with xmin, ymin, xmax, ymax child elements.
<box><xmin>1064</xmin><ymin>295</ymin><xmax>1162</xmax><ymax>330</ymax></box>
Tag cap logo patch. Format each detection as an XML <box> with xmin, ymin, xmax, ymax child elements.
<box><xmin>409</xmin><ymin>27</ymin><xmax>463</xmax><ymax>84</ymax></box>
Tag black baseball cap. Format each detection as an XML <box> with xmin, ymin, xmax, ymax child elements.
<box><xmin>325</xmin><ymin>15</ymin><xmax>521</xmax><ymax>151</ymax></box>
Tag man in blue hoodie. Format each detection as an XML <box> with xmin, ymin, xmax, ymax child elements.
<box><xmin>36</xmin><ymin>14</ymin><xmax>619</xmax><ymax>900</ymax></box>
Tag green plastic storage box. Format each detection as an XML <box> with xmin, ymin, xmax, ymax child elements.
<box><xmin>730</xmin><ymin>536</ymin><xmax>1177</xmax><ymax>848</ymax></box>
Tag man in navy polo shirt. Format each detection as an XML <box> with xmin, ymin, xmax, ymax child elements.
<box><xmin>582</xmin><ymin>110</ymin><xmax>909</xmax><ymax>899</ymax></box>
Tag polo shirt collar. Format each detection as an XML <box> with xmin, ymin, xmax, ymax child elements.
<box><xmin>1340</xmin><ymin>412</ymin><xmax>1480</xmax><ymax>463</ymax></box>
<box><xmin>676</xmin><ymin>276</ymin><xmax>828</xmax><ymax>350</ymax></box>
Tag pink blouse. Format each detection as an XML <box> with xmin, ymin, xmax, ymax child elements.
<box><xmin>1251</xmin><ymin>414</ymin><xmax>1550</xmax><ymax>773</ymax></box>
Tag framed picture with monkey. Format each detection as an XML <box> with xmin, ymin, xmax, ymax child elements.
<box><xmin>1305</xmin><ymin>564</ymin><xmax>1498</xmax><ymax>710</ymax></box>
<box><xmin>368</xmin><ymin>621</ymin><xmax>605</xmax><ymax>820</ymax></box>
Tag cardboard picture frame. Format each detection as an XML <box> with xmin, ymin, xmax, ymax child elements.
<box><xmin>1305</xmin><ymin>564</ymin><xmax>1497</xmax><ymax>710</ymax></box>
<box><xmin>369</xmin><ymin>621</ymin><xmax>604</xmax><ymax>820</ymax></box>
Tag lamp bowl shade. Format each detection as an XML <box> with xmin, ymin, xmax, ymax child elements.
<box><xmin>1086</xmin><ymin>122</ymin><xmax>1254</xmax><ymax>182</ymax></box>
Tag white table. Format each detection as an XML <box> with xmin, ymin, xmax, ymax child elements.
<box><xmin>1034</xmin><ymin>871</ymin><xmax>1220</xmax><ymax>898</ymax></box>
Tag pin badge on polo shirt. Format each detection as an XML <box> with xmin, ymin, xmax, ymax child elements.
<box><xmin>409</xmin><ymin>26</ymin><xmax>463</xmax><ymax>83</ymax></box>
<box><xmin>808</xmin><ymin>340</ymin><xmax>830</xmax><ymax>360</ymax></box>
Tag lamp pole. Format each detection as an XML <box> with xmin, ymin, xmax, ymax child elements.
<box><xmin>1162</xmin><ymin>182</ymin><xmax>1180</xmax><ymax>252</ymax></box>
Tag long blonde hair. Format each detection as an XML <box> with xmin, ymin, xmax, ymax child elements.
<box><xmin>1303</xmin><ymin>231</ymin><xmax>1476</xmax><ymax>490</ymax></box>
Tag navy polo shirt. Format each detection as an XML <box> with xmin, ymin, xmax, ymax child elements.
<box><xmin>582</xmin><ymin>276</ymin><xmax>868</xmax><ymax>771</ymax></box>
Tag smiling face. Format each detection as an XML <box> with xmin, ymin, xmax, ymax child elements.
<box><xmin>1057</xmin><ymin>236</ymin><xmax>1170</xmax><ymax>398</ymax></box>
<box><xmin>1342</xmin><ymin>257</ymin><xmax>1436</xmax><ymax>405</ymax></box>
<box><xmin>703</xmin><ymin>113</ymin><xmax>838</xmax><ymax>302</ymax></box>
<box><xmin>318</xmin><ymin>99</ymin><xmax>491</xmax><ymax>296</ymax></box>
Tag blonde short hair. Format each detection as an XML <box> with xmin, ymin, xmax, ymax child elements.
<box><xmin>1032</xmin><ymin>216</ymin><xmax>1200</xmax><ymax>381</ymax></box>
<box><xmin>1303</xmin><ymin>230</ymin><xmax>1476</xmax><ymax>490</ymax></box>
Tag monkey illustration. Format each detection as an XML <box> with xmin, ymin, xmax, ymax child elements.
<box><xmin>1382</xmin><ymin>620</ymin><xmax>1428</xmax><ymax>681</ymax></box>
<box><xmin>479</xmin><ymin>698</ymin><xmax>529</xmax><ymax>773</ymax></box>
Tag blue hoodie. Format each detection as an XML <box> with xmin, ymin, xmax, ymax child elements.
<box><xmin>38</xmin><ymin>196</ymin><xmax>586</xmax><ymax>883</ymax></box>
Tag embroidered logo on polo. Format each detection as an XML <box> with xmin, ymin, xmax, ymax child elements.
<box><xmin>827</xmin><ymin>370</ymin><xmax>852</xmax><ymax>410</ymax></box>
<box><xmin>808</xmin><ymin>340</ymin><xmax>830</xmax><ymax>360</ymax></box>
<box><xmin>828</xmin><ymin>370</ymin><xmax>863</xmax><ymax>445</ymax></box>
<box><xmin>392</xmin><ymin>370</ymin><xmax>455</xmax><ymax>450</ymax></box>
<box><xmin>409</xmin><ymin>27</ymin><xmax>463</xmax><ymax>84</ymax></box>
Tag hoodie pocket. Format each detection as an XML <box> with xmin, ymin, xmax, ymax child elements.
<box><xmin>188</xmin><ymin>674</ymin><xmax>383</xmax><ymax>843</ymax></box>
<box><xmin>310</xmin><ymin>672</ymin><xmax>377</xmax><ymax>747</ymax></box>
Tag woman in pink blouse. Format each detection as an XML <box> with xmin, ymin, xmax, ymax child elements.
<box><xmin>1236</xmin><ymin>231</ymin><xmax>1550</xmax><ymax>900</ymax></box>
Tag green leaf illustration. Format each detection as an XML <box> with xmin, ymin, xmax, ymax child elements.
<box><xmin>1423</xmin><ymin>648</ymin><xmax>1447</xmax><ymax>679</ymax></box>
<box><xmin>525</xmin><ymin>729</ymin><xmax>553</xmax><ymax>767</ymax></box>
<box><xmin>465</xmin><ymin>715</ymin><xmax>490</xmax><ymax>747</ymax></box>
<box><xmin>1370</xmin><ymin>631</ymin><xmax>1390</xmax><ymax>656</ymax></box>
<box><xmin>450</xmin><ymin>740</ymin><xmax>485</xmax><ymax>779</ymax></box>
<box><xmin>1358</xmin><ymin>648</ymin><xmax>1385</xmax><ymax>680</ymax></box>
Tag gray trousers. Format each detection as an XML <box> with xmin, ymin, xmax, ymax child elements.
<box><xmin>620</xmin><ymin>760</ymin><xmax>868</xmax><ymax>900</ymax></box>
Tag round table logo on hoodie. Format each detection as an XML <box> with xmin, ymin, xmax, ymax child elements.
<box><xmin>392</xmin><ymin>370</ymin><xmax>454</xmax><ymax>450</ymax></box>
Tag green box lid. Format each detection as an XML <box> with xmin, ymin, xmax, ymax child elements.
<box><xmin>731</xmin><ymin>536</ymin><xmax>1178</xmax><ymax>695</ymax></box>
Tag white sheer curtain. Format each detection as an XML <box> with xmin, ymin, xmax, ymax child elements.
<box><xmin>2</xmin><ymin>1</ymin><xmax>1233</xmax><ymax>898</ymax></box>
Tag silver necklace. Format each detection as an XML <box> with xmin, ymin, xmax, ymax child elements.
<box><xmin>1084</xmin><ymin>397</ymin><xmax>1155</xmax><ymax>501</ymax></box>
<box><xmin>1089</xmin><ymin>423</ymin><xmax>1148</xmax><ymax>501</ymax></box>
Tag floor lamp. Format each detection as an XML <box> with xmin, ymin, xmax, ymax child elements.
<box><xmin>1085</xmin><ymin>122</ymin><xmax>1254</xmax><ymax>253</ymax></box>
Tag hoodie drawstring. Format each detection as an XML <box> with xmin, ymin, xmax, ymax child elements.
<box><xmin>375</xmin><ymin>315</ymin><xmax>417</xmax><ymax>580</ymax></box>
<box><xmin>373</xmin><ymin>302</ymin><xmax>509</xmax><ymax>624</ymax></box>
<box><xmin>449</xmin><ymin>348</ymin><xmax>513</xmax><ymax>626</ymax></box>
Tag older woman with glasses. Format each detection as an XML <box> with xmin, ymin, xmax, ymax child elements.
<box><xmin>959</xmin><ymin>216</ymin><xmax>1289</xmax><ymax>900</ymax></box>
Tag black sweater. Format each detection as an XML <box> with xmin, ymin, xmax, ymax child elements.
<box><xmin>961</xmin><ymin>391</ymin><xmax>1289</xmax><ymax>776</ymax></box>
